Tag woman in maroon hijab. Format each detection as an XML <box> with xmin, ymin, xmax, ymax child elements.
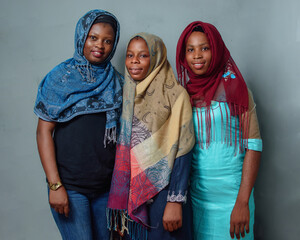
<box><xmin>176</xmin><ymin>21</ymin><xmax>262</xmax><ymax>240</ymax></box>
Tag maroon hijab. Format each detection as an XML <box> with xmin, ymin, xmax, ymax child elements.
<box><xmin>176</xmin><ymin>21</ymin><xmax>249</xmax><ymax>149</ymax></box>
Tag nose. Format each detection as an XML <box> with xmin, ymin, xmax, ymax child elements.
<box><xmin>95</xmin><ymin>40</ymin><xmax>104</xmax><ymax>49</ymax></box>
<box><xmin>131</xmin><ymin>56</ymin><xmax>139</xmax><ymax>64</ymax></box>
<box><xmin>194</xmin><ymin>49</ymin><xmax>202</xmax><ymax>59</ymax></box>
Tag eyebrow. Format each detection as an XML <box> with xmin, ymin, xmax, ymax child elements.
<box><xmin>88</xmin><ymin>32</ymin><xmax>114</xmax><ymax>38</ymax></box>
<box><xmin>186</xmin><ymin>43</ymin><xmax>209</xmax><ymax>47</ymax></box>
<box><xmin>126</xmin><ymin>50</ymin><xmax>149</xmax><ymax>53</ymax></box>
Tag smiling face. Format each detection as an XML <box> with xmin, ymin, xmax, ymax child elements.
<box><xmin>125</xmin><ymin>38</ymin><xmax>151</xmax><ymax>81</ymax></box>
<box><xmin>83</xmin><ymin>22</ymin><xmax>115</xmax><ymax>65</ymax></box>
<box><xmin>185</xmin><ymin>31</ymin><xmax>212</xmax><ymax>76</ymax></box>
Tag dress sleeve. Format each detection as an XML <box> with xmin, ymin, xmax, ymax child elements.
<box><xmin>166</xmin><ymin>151</ymin><xmax>192</xmax><ymax>203</ymax></box>
<box><xmin>243</xmin><ymin>89</ymin><xmax>263</xmax><ymax>152</ymax></box>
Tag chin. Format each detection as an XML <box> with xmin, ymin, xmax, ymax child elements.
<box><xmin>91</xmin><ymin>59</ymin><xmax>104</xmax><ymax>65</ymax></box>
<box><xmin>131</xmin><ymin>76</ymin><xmax>144</xmax><ymax>81</ymax></box>
<box><xmin>131</xmin><ymin>77</ymin><xmax>142</xmax><ymax>81</ymax></box>
<box><xmin>193</xmin><ymin>69</ymin><xmax>206</xmax><ymax>75</ymax></box>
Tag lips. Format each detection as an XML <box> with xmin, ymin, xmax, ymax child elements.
<box><xmin>91</xmin><ymin>51</ymin><xmax>104</xmax><ymax>58</ymax></box>
<box><xmin>192</xmin><ymin>62</ymin><xmax>205</xmax><ymax>70</ymax></box>
<box><xmin>129</xmin><ymin>68</ymin><xmax>143</xmax><ymax>75</ymax></box>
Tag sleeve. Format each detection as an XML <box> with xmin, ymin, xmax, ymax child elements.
<box><xmin>243</xmin><ymin>89</ymin><xmax>263</xmax><ymax>152</ymax></box>
<box><xmin>166</xmin><ymin>151</ymin><xmax>192</xmax><ymax>203</ymax></box>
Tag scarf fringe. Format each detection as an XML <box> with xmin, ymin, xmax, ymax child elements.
<box><xmin>104</xmin><ymin>127</ymin><xmax>117</xmax><ymax>148</ymax></box>
<box><xmin>76</xmin><ymin>63</ymin><xmax>95</xmax><ymax>83</ymax></box>
<box><xmin>196</xmin><ymin>103</ymin><xmax>249</xmax><ymax>155</ymax></box>
<box><xmin>107</xmin><ymin>209</ymin><xmax>148</xmax><ymax>240</ymax></box>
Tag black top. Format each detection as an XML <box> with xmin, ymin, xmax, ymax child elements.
<box><xmin>53</xmin><ymin>113</ymin><xmax>116</xmax><ymax>194</ymax></box>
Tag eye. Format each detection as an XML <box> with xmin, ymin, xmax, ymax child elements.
<box><xmin>90</xmin><ymin>35</ymin><xmax>97</xmax><ymax>40</ymax></box>
<box><xmin>140</xmin><ymin>54</ymin><xmax>149</xmax><ymax>58</ymax></box>
<box><xmin>105</xmin><ymin>39</ymin><xmax>112</xmax><ymax>44</ymax></box>
<box><xmin>126</xmin><ymin>53</ymin><xmax>133</xmax><ymax>58</ymax></box>
<box><xmin>186</xmin><ymin>48</ymin><xmax>194</xmax><ymax>52</ymax></box>
<box><xmin>202</xmin><ymin>46</ymin><xmax>210</xmax><ymax>51</ymax></box>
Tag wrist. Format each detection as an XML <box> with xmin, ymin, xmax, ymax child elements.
<box><xmin>48</xmin><ymin>181</ymin><xmax>63</xmax><ymax>191</ymax></box>
<box><xmin>46</xmin><ymin>172</ymin><xmax>61</xmax><ymax>184</ymax></box>
<box><xmin>167</xmin><ymin>190</ymin><xmax>187</xmax><ymax>203</ymax></box>
<box><xmin>166</xmin><ymin>202</ymin><xmax>182</xmax><ymax>206</ymax></box>
<box><xmin>235</xmin><ymin>197</ymin><xmax>249</xmax><ymax>206</ymax></box>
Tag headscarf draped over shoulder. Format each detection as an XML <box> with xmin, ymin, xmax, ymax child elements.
<box><xmin>107</xmin><ymin>33</ymin><xmax>194</xmax><ymax>239</ymax></box>
<box><xmin>34</xmin><ymin>9</ymin><xmax>123</xmax><ymax>146</ymax></box>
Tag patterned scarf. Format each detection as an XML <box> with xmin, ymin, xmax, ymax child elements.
<box><xmin>34</xmin><ymin>9</ymin><xmax>123</xmax><ymax>146</ymax></box>
<box><xmin>107</xmin><ymin>33</ymin><xmax>194</xmax><ymax>239</ymax></box>
<box><xmin>176</xmin><ymin>21</ymin><xmax>249</xmax><ymax>150</ymax></box>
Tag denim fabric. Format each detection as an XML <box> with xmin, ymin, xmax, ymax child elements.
<box><xmin>50</xmin><ymin>190</ymin><xmax>109</xmax><ymax>240</ymax></box>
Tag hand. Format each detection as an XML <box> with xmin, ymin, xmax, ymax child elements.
<box><xmin>49</xmin><ymin>187</ymin><xmax>69</xmax><ymax>217</ymax></box>
<box><xmin>230</xmin><ymin>201</ymin><xmax>250</xmax><ymax>239</ymax></box>
<box><xmin>162</xmin><ymin>202</ymin><xmax>182</xmax><ymax>232</ymax></box>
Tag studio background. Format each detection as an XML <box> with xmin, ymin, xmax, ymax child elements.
<box><xmin>0</xmin><ymin>0</ymin><xmax>299</xmax><ymax>239</ymax></box>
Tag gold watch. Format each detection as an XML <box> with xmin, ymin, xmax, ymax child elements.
<box><xmin>48</xmin><ymin>181</ymin><xmax>63</xmax><ymax>191</ymax></box>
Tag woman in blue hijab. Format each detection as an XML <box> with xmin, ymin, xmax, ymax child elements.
<box><xmin>34</xmin><ymin>9</ymin><xmax>123</xmax><ymax>239</ymax></box>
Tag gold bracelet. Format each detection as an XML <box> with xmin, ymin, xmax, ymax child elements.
<box><xmin>48</xmin><ymin>181</ymin><xmax>63</xmax><ymax>191</ymax></box>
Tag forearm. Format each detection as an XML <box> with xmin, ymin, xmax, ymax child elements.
<box><xmin>36</xmin><ymin>119</ymin><xmax>69</xmax><ymax>216</ymax></box>
<box><xmin>163</xmin><ymin>152</ymin><xmax>192</xmax><ymax>231</ymax></box>
<box><xmin>167</xmin><ymin>152</ymin><xmax>192</xmax><ymax>203</ymax></box>
<box><xmin>36</xmin><ymin>119</ymin><xmax>60</xmax><ymax>183</ymax></box>
<box><xmin>236</xmin><ymin>149</ymin><xmax>261</xmax><ymax>204</ymax></box>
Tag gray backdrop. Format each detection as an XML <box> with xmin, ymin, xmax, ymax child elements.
<box><xmin>1</xmin><ymin>0</ymin><xmax>299</xmax><ymax>239</ymax></box>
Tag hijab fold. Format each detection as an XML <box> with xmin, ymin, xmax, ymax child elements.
<box><xmin>107</xmin><ymin>33</ymin><xmax>194</xmax><ymax>239</ymax></box>
<box><xmin>34</xmin><ymin>10</ymin><xmax>123</xmax><ymax>146</ymax></box>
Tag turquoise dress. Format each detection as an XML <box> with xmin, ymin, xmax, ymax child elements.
<box><xmin>190</xmin><ymin>101</ymin><xmax>262</xmax><ymax>240</ymax></box>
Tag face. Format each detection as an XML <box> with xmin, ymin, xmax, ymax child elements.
<box><xmin>125</xmin><ymin>38</ymin><xmax>151</xmax><ymax>81</ymax></box>
<box><xmin>185</xmin><ymin>31</ymin><xmax>212</xmax><ymax>75</ymax></box>
<box><xmin>83</xmin><ymin>23</ymin><xmax>115</xmax><ymax>64</ymax></box>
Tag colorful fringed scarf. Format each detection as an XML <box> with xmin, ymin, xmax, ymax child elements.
<box><xmin>107</xmin><ymin>33</ymin><xmax>194</xmax><ymax>239</ymax></box>
<box><xmin>176</xmin><ymin>21</ymin><xmax>249</xmax><ymax>151</ymax></box>
<box><xmin>34</xmin><ymin>9</ymin><xmax>123</xmax><ymax>146</ymax></box>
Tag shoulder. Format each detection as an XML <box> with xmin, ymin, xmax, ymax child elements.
<box><xmin>171</xmin><ymin>81</ymin><xmax>190</xmax><ymax>100</ymax></box>
<box><xmin>247</xmin><ymin>88</ymin><xmax>256</xmax><ymax>110</ymax></box>
<box><xmin>44</xmin><ymin>58</ymin><xmax>73</xmax><ymax>80</ymax></box>
<box><xmin>113</xmin><ymin>67</ymin><xmax>124</xmax><ymax>84</ymax></box>
<box><xmin>164</xmin><ymin>80</ymin><xmax>191</xmax><ymax>109</ymax></box>
<box><xmin>247</xmin><ymin>88</ymin><xmax>254</xmax><ymax>99</ymax></box>
<box><xmin>37</xmin><ymin>59</ymin><xmax>74</xmax><ymax>93</ymax></box>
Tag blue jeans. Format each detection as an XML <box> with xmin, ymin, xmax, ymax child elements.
<box><xmin>50</xmin><ymin>190</ymin><xmax>110</xmax><ymax>240</ymax></box>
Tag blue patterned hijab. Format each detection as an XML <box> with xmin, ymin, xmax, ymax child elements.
<box><xmin>34</xmin><ymin>9</ymin><xmax>123</xmax><ymax>146</ymax></box>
